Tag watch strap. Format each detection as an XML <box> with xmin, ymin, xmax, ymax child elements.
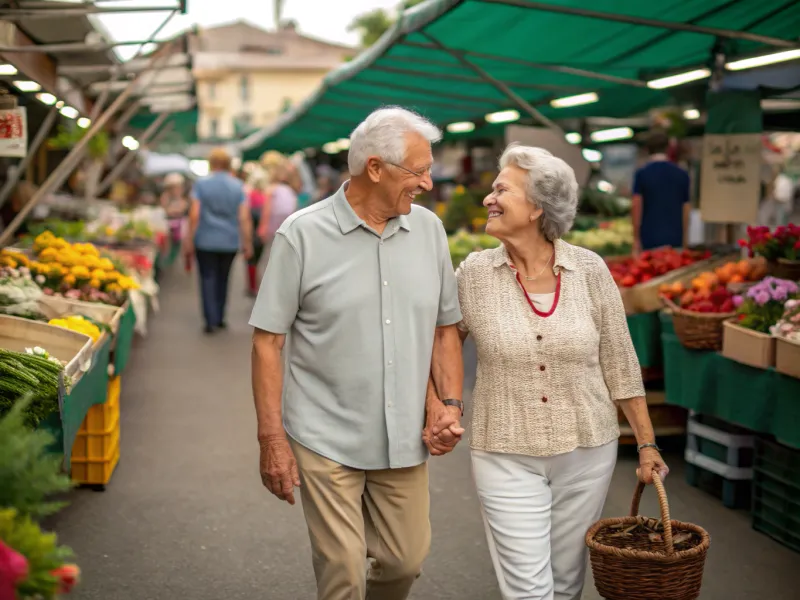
<box><xmin>441</xmin><ymin>398</ymin><xmax>463</xmax><ymax>416</ymax></box>
<box><xmin>637</xmin><ymin>442</ymin><xmax>661</xmax><ymax>453</ymax></box>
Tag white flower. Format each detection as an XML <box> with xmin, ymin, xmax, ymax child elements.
<box><xmin>35</xmin><ymin>274</ymin><xmax>45</xmax><ymax>284</ymax></box>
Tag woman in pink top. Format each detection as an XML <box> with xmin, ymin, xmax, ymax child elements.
<box><xmin>245</xmin><ymin>172</ymin><xmax>269</xmax><ymax>296</ymax></box>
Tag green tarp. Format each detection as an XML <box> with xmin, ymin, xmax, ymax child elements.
<box><xmin>661</xmin><ymin>312</ymin><xmax>800</xmax><ymax>450</ymax></box>
<box><xmin>236</xmin><ymin>0</ymin><xmax>800</xmax><ymax>159</ymax></box>
<box><xmin>129</xmin><ymin>109</ymin><xmax>199</xmax><ymax>149</ymax></box>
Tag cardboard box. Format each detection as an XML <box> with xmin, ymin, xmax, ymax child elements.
<box><xmin>775</xmin><ymin>337</ymin><xmax>800</xmax><ymax>379</ymax></box>
<box><xmin>722</xmin><ymin>320</ymin><xmax>776</xmax><ymax>369</ymax></box>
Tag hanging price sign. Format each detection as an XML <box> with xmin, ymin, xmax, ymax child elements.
<box><xmin>0</xmin><ymin>106</ymin><xmax>27</xmax><ymax>157</ymax></box>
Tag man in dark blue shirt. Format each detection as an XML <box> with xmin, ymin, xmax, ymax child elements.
<box><xmin>632</xmin><ymin>131</ymin><xmax>690</xmax><ymax>253</ymax></box>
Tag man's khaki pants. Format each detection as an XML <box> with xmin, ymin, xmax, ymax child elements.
<box><xmin>290</xmin><ymin>439</ymin><xmax>431</xmax><ymax>600</ymax></box>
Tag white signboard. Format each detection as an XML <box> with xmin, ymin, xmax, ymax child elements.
<box><xmin>699</xmin><ymin>133</ymin><xmax>761</xmax><ymax>224</ymax></box>
<box><xmin>504</xmin><ymin>125</ymin><xmax>590</xmax><ymax>186</ymax></box>
<box><xmin>0</xmin><ymin>106</ymin><xmax>27</xmax><ymax>158</ymax></box>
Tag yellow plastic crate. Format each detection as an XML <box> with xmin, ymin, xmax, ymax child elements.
<box><xmin>78</xmin><ymin>375</ymin><xmax>121</xmax><ymax>433</ymax></box>
<box><xmin>71</xmin><ymin>415</ymin><xmax>119</xmax><ymax>460</ymax></box>
<box><xmin>71</xmin><ymin>426</ymin><xmax>120</xmax><ymax>486</ymax></box>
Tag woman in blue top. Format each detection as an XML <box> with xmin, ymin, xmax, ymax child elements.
<box><xmin>185</xmin><ymin>147</ymin><xmax>253</xmax><ymax>333</ymax></box>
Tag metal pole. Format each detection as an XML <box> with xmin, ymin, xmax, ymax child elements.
<box><xmin>0</xmin><ymin>42</ymin><xmax>178</xmax><ymax>246</ymax></box>
<box><xmin>0</xmin><ymin>40</ymin><xmax>159</xmax><ymax>53</ymax></box>
<box><xmin>0</xmin><ymin>106</ymin><xmax>58</xmax><ymax>212</ymax></box>
<box><xmin>97</xmin><ymin>113</ymin><xmax>169</xmax><ymax>196</ymax></box>
<box><xmin>478</xmin><ymin>0</ymin><xmax>797</xmax><ymax>48</ymax></box>
<box><xmin>0</xmin><ymin>5</ymin><xmax>180</xmax><ymax>19</ymax></box>
<box><xmin>420</xmin><ymin>32</ymin><xmax>561</xmax><ymax>132</ymax></box>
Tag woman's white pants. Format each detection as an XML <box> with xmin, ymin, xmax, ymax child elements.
<box><xmin>472</xmin><ymin>441</ymin><xmax>618</xmax><ymax>600</ymax></box>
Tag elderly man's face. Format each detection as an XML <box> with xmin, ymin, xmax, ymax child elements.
<box><xmin>484</xmin><ymin>166</ymin><xmax>542</xmax><ymax>241</ymax></box>
<box><xmin>379</xmin><ymin>132</ymin><xmax>434</xmax><ymax>216</ymax></box>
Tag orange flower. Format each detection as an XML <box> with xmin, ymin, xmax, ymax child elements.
<box><xmin>51</xmin><ymin>564</ymin><xmax>80</xmax><ymax>594</ymax></box>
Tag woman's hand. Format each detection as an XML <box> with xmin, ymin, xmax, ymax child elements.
<box><xmin>637</xmin><ymin>447</ymin><xmax>669</xmax><ymax>484</ymax></box>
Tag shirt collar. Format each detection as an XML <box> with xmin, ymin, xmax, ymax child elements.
<box><xmin>332</xmin><ymin>180</ymin><xmax>411</xmax><ymax>235</ymax></box>
<box><xmin>649</xmin><ymin>153</ymin><xmax>669</xmax><ymax>163</ymax></box>
<box><xmin>491</xmin><ymin>238</ymin><xmax>577</xmax><ymax>273</ymax></box>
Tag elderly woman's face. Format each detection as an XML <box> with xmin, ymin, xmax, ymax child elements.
<box><xmin>484</xmin><ymin>166</ymin><xmax>542</xmax><ymax>240</ymax></box>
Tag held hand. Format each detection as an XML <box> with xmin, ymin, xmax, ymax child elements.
<box><xmin>636</xmin><ymin>447</ymin><xmax>669</xmax><ymax>484</ymax></box>
<box><xmin>259</xmin><ymin>435</ymin><xmax>301</xmax><ymax>505</ymax></box>
<box><xmin>422</xmin><ymin>404</ymin><xmax>464</xmax><ymax>456</ymax></box>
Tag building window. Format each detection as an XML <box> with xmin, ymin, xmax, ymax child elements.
<box><xmin>240</xmin><ymin>44</ymin><xmax>283</xmax><ymax>55</ymax></box>
<box><xmin>209</xmin><ymin>119</ymin><xmax>218</xmax><ymax>139</ymax></box>
<box><xmin>208</xmin><ymin>82</ymin><xmax>215</xmax><ymax>101</ymax></box>
<box><xmin>240</xmin><ymin>75</ymin><xmax>249</xmax><ymax>103</ymax></box>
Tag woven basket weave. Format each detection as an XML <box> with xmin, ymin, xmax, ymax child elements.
<box><xmin>662</xmin><ymin>297</ymin><xmax>734</xmax><ymax>351</ymax></box>
<box><xmin>586</xmin><ymin>473</ymin><xmax>710</xmax><ymax>600</ymax></box>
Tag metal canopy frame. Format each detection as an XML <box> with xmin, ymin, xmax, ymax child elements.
<box><xmin>0</xmin><ymin>4</ymin><xmax>181</xmax><ymax>20</ymax></box>
<box><xmin>0</xmin><ymin>39</ymin><xmax>167</xmax><ymax>53</ymax></box>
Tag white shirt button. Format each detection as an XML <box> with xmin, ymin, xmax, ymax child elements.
<box><xmin>385</xmin><ymin>319</ymin><xmax>391</xmax><ymax>325</ymax></box>
<box><xmin>388</xmin><ymin>360</ymin><xmax>393</xmax><ymax>365</ymax></box>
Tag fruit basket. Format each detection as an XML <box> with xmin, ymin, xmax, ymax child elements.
<box><xmin>586</xmin><ymin>473</ymin><xmax>710</xmax><ymax>600</ymax></box>
<box><xmin>662</xmin><ymin>296</ymin><xmax>735</xmax><ymax>351</ymax></box>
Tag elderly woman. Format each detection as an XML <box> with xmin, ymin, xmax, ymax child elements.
<box><xmin>255</xmin><ymin>152</ymin><xmax>298</xmax><ymax>254</ymax></box>
<box><xmin>160</xmin><ymin>172</ymin><xmax>189</xmax><ymax>265</ymax></box>
<box><xmin>454</xmin><ymin>145</ymin><xmax>668</xmax><ymax>600</ymax></box>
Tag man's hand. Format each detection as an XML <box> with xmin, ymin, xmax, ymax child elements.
<box><xmin>259</xmin><ymin>434</ymin><xmax>301</xmax><ymax>505</ymax></box>
<box><xmin>422</xmin><ymin>402</ymin><xmax>464</xmax><ymax>456</ymax></box>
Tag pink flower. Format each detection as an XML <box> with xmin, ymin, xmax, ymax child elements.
<box><xmin>733</xmin><ymin>295</ymin><xmax>744</xmax><ymax>308</ymax></box>
<box><xmin>0</xmin><ymin>541</ymin><xmax>28</xmax><ymax>600</ymax></box>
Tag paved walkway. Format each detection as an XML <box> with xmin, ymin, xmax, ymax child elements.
<box><xmin>51</xmin><ymin>260</ymin><xmax>798</xmax><ymax>599</ymax></box>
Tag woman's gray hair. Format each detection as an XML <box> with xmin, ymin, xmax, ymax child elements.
<box><xmin>348</xmin><ymin>106</ymin><xmax>442</xmax><ymax>176</ymax></box>
<box><xmin>499</xmin><ymin>143</ymin><xmax>579</xmax><ymax>241</ymax></box>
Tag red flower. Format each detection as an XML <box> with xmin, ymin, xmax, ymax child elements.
<box><xmin>0</xmin><ymin>541</ymin><xmax>28</xmax><ymax>600</ymax></box>
<box><xmin>794</xmin><ymin>240</ymin><xmax>800</xmax><ymax>250</ymax></box>
<box><xmin>737</xmin><ymin>239</ymin><xmax>748</xmax><ymax>248</ymax></box>
<box><xmin>51</xmin><ymin>564</ymin><xmax>80</xmax><ymax>594</ymax></box>
<box><xmin>738</xmin><ymin>313</ymin><xmax>746</xmax><ymax>321</ymax></box>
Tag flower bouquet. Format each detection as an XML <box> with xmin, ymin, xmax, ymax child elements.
<box><xmin>738</xmin><ymin>224</ymin><xmax>800</xmax><ymax>281</ymax></box>
<box><xmin>722</xmin><ymin>278</ymin><xmax>799</xmax><ymax>369</ymax></box>
<box><xmin>772</xmin><ymin>298</ymin><xmax>800</xmax><ymax>379</ymax></box>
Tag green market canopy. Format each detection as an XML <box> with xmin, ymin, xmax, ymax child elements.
<box><xmin>235</xmin><ymin>0</ymin><xmax>800</xmax><ymax>160</ymax></box>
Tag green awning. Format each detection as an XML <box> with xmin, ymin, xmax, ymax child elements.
<box><xmin>236</xmin><ymin>0</ymin><xmax>799</xmax><ymax>160</ymax></box>
<box><xmin>129</xmin><ymin>109</ymin><xmax>199</xmax><ymax>149</ymax></box>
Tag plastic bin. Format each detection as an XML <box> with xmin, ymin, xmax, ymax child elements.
<box><xmin>112</xmin><ymin>302</ymin><xmax>136</xmax><ymax>376</ymax></box>
<box><xmin>753</xmin><ymin>438</ymin><xmax>800</xmax><ymax>553</ymax></box>
<box><xmin>687</xmin><ymin>411</ymin><xmax>755</xmax><ymax>468</ymax></box>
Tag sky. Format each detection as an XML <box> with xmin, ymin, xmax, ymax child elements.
<box><xmin>90</xmin><ymin>0</ymin><xmax>402</xmax><ymax>60</ymax></box>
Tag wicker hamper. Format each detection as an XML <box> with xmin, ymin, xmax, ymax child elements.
<box><xmin>662</xmin><ymin>297</ymin><xmax>734</xmax><ymax>351</ymax></box>
<box><xmin>586</xmin><ymin>473</ymin><xmax>710</xmax><ymax>600</ymax></box>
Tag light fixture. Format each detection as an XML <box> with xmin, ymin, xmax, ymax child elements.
<box><xmin>726</xmin><ymin>49</ymin><xmax>800</xmax><ymax>71</ymax></box>
<box><xmin>565</xmin><ymin>132</ymin><xmax>582</xmax><ymax>145</ymax></box>
<box><xmin>55</xmin><ymin>100</ymin><xmax>64</xmax><ymax>109</ymax></box>
<box><xmin>597</xmin><ymin>180</ymin><xmax>615</xmax><ymax>193</ymax></box>
<box><xmin>36</xmin><ymin>92</ymin><xmax>58</xmax><ymax>106</ymax></box>
<box><xmin>485</xmin><ymin>109</ymin><xmax>520</xmax><ymax>124</ymax></box>
<box><xmin>647</xmin><ymin>69</ymin><xmax>710</xmax><ymax>89</ymax></box>
<box><xmin>322</xmin><ymin>142</ymin><xmax>340</xmax><ymax>154</ymax></box>
<box><xmin>336</xmin><ymin>138</ymin><xmax>351</xmax><ymax>151</ymax></box>
<box><xmin>683</xmin><ymin>108</ymin><xmax>700</xmax><ymax>120</ymax></box>
<box><xmin>0</xmin><ymin>64</ymin><xmax>18</xmax><ymax>76</ymax></box>
<box><xmin>59</xmin><ymin>106</ymin><xmax>78</xmax><ymax>119</ymax></box>
<box><xmin>77</xmin><ymin>117</ymin><xmax>91</xmax><ymax>129</ymax></box>
<box><xmin>582</xmin><ymin>148</ymin><xmax>603</xmax><ymax>163</ymax></box>
<box><xmin>189</xmin><ymin>159</ymin><xmax>209</xmax><ymax>177</ymax></box>
<box><xmin>446</xmin><ymin>121</ymin><xmax>475</xmax><ymax>133</ymax></box>
<box><xmin>12</xmin><ymin>80</ymin><xmax>41</xmax><ymax>92</ymax></box>
<box><xmin>590</xmin><ymin>127</ymin><xmax>634</xmax><ymax>143</ymax></box>
<box><xmin>550</xmin><ymin>92</ymin><xmax>599</xmax><ymax>109</ymax></box>
<box><xmin>121</xmin><ymin>135</ymin><xmax>139</xmax><ymax>151</ymax></box>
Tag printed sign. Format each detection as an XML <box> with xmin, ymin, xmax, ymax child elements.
<box><xmin>699</xmin><ymin>133</ymin><xmax>761</xmax><ymax>224</ymax></box>
<box><xmin>0</xmin><ymin>106</ymin><xmax>27</xmax><ymax>158</ymax></box>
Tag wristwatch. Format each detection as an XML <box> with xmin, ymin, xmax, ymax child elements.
<box><xmin>637</xmin><ymin>442</ymin><xmax>662</xmax><ymax>453</ymax></box>
<box><xmin>441</xmin><ymin>398</ymin><xmax>463</xmax><ymax>416</ymax></box>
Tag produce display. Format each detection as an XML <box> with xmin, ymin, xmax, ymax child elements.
<box><xmin>739</xmin><ymin>223</ymin><xmax>800</xmax><ymax>260</ymax></box>
<box><xmin>25</xmin><ymin>232</ymin><xmax>138</xmax><ymax>306</ymax></box>
<box><xmin>26</xmin><ymin>217</ymin><xmax>155</xmax><ymax>245</ymax></box>
<box><xmin>564</xmin><ymin>219</ymin><xmax>632</xmax><ymax>256</ymax></box>
<box><xmin>607</xmin><ymin>248</ymin><xmax>711</xmax><ymax>288</ymax></box>
<box><xmin>773</xmin><ymin>298</ymin><xmax>800</xmax><ymax>342</ymax></box>
<box><xmin>0</xmin><ymin>255</ymin><xmax>45</xmax><ymax>320</ymax></box>
<box><xmin>47</xmin><ymin>315</ymin><xmax>102</xmax><ymax>343</ymax></box>
<box><xmin>579</xmin><ymin>188</ymin><xmax>632</xmax><ymax>218</ymax></box>
<box><xmin>448</xmin><ymin>230</ymin><xmax>501</xmax><ymax>268</ymax></box>
<box><xmin>0</xmin><ymin>347</ymin><xmax>65</xmax><ymax>428</ymax></box>
<box><xmin>733</xmin><ymin>278</ymin><xmax>799</xmax><ymax>333</ymax></box>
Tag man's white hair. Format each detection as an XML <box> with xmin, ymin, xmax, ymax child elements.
<box><xmin>347</xmin><ymin>107</ymin><xmax>442</xmax><ymax>176</ymax></box>
<box><xmin>499</xmin><ymin>144</ymin><xmax>579</xmax><ymax>241</ymax></box>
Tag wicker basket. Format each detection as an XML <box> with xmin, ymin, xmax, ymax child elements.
<box><xmin>766</xmin><ymin>258</ymin><xmax>800</xmax><ymax>282</ymax></box>
<box><xmin>662</xmin><ymin>297</ymin><xmax>734</xmax><ymax>351</ymax></box>
<box><xmin>586</xmin><ymin>473</ymin><xmax>710</xmax><ymax>600</ymax></box>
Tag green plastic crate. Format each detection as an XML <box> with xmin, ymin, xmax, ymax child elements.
<box><xmin>113</xmin><ymin>302</ymin><xmax>136</xmax><ymax>375</ymax></box>
<box><xmin>753</xmin><ymin>471</ymin><xmax>800</xmax><ymax>554</ymax></box>
<box><xmin>755</xmin><ymin>438</ymin><xmax>800</xmax><ymax>483</ymax></box>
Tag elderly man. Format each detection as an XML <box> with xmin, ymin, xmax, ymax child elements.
<box><xmin>250</xmin><ymin>107</ymin><xmax>464</xmax><ymax>600</ymax></box>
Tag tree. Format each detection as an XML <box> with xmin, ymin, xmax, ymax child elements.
<box><xmin>347</xmin><ymin>0</ymin><xmax>427</xmax><ymax>48</ymax></box>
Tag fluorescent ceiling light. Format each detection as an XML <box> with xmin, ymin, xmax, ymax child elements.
<box><xmin>647</xmin><ymin>69</ymin><xmax>710</xmax><ymax>89</ymax></box>
<box><xmin>565</xmin><ymin>132</ymin><xmax>582</xmax><ymax>145</ymax></box>
<box><xmin>0</xmin><ymin>64</ymin><xmax>18</xmax><ymax>76</ymax></box>
<box><xmin>485</xmin><ymin>109</ymin><xmax>520</xmax><ymax>124</ymax></box>
<box><xmin>590</xmin><ymin>127</ymin><xmax>634</xmax><ymax>143</ymax></box>
<box><xmin>550</xmin><ymin>92</ymin><xmax>598</xmax><ymax>109</ymax></box>
<box><xmin>336</xmin><ymin>138</ymin><xmax>351</xmax><ymax>150</ymax></box>
<box><xmin>77</xmin><ymin>117</ymin><xmax>91</xmax><ymax>129</ymax></box>
<box><xmin>36</xmin><ymin>92</ymin><xmax>57</xmax><ymax>106</ymax></box>
<box><xmin>12</xmin><ymin>80</ymin><xmax>41</xmax><ymax>92</ymax></box>
<box><xmin>322</xmin><ymin>142</ymin><xmax>340</xmax><ymax>154</ymax></box>
<box><xmin>122</xmin><ymin>135</ymin><xmax>139</xmax><ymax>150</ymax></box>
<box><xmin>446</xmin><ymin>121</ymin><xmax>475</xmax><ymax>133</ymax></box>
<box><xmin>683</xmin><ymin>108</ymin><xmax>700</xmax><ymax>120</ymax></box>
<box><xmin>55</xmin><ymin>100</ymin><xmax>64</xmax><ymax>109</ymax></box>
<box><xmin>59</xmin><ymin>106</ymin><xmax>78</xmax><ymax>119</ymax></box>
<box><xmin>726</xmin><ymin>49</ymin><xmax>800</xmax><ymax>71</ymax></box>
<box><xmin>582</xmin><ymin>148</ymin><xmax>603</xmax><ymax>163</ymax></box>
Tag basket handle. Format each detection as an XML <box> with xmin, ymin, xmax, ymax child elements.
<box><xmin>629</xmin><ymin>472</ymin><xmax>674</xmax><ymax>555</ymax></box>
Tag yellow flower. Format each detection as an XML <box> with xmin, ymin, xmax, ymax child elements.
<box><xmin>80</xmin><ymin>255</ymin><xmax>100</xmax><ymax>269</ymax></box>
<box><xmin>70</xmin><ymin>265</ymin><xmax>90</xmax><ymax>279</ymax></box>
<box><xmin>90</xmin><ymin>269</ymin><xmax>106</xmax><ymax>281</ymax></box>
<box><xmin>98</xmin><ymin>258</ymin><xmax>115</xmax><ymax>271</ymax></box>
<box><xmin>63</xmin><ymin>274</ymin><xmax>76</xmax><ymax>287</ymax></box>
<box><xmin>39</xmin><ymin>247</ymin><xmax>59</xmax><ymax>262</ymax></box>
<box><xmin>103</xmin><ymin>270</ymin><xmax>119</xmax><ymax>282</ymax></box>
<box><xmin>0</xmin><ymin>256</ymin><xmax>16</xmax><ymax>268</ymax></box>
<box><xmin>56</xmin><ymin>252</ymin><xmax>77</xmax><ymax>268</ymax></box>
<box><xmin>106</xmin><ymin>283</ymin><xmax>122</xmax><ymax>293</ymax></box>
<box><xmin>48</xmin><ymin>264</ymin><xmax>66</xmax><ymax>278</ymax></box>
<box><xmin>89</xmin><ymin>278</ymin><xmax>101</xmax><ymax>289</ymax></box>
<box><xmin>51</xmin><ymin>238</ymin><xmax>69</xmax><ymax>250</ymax></box>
